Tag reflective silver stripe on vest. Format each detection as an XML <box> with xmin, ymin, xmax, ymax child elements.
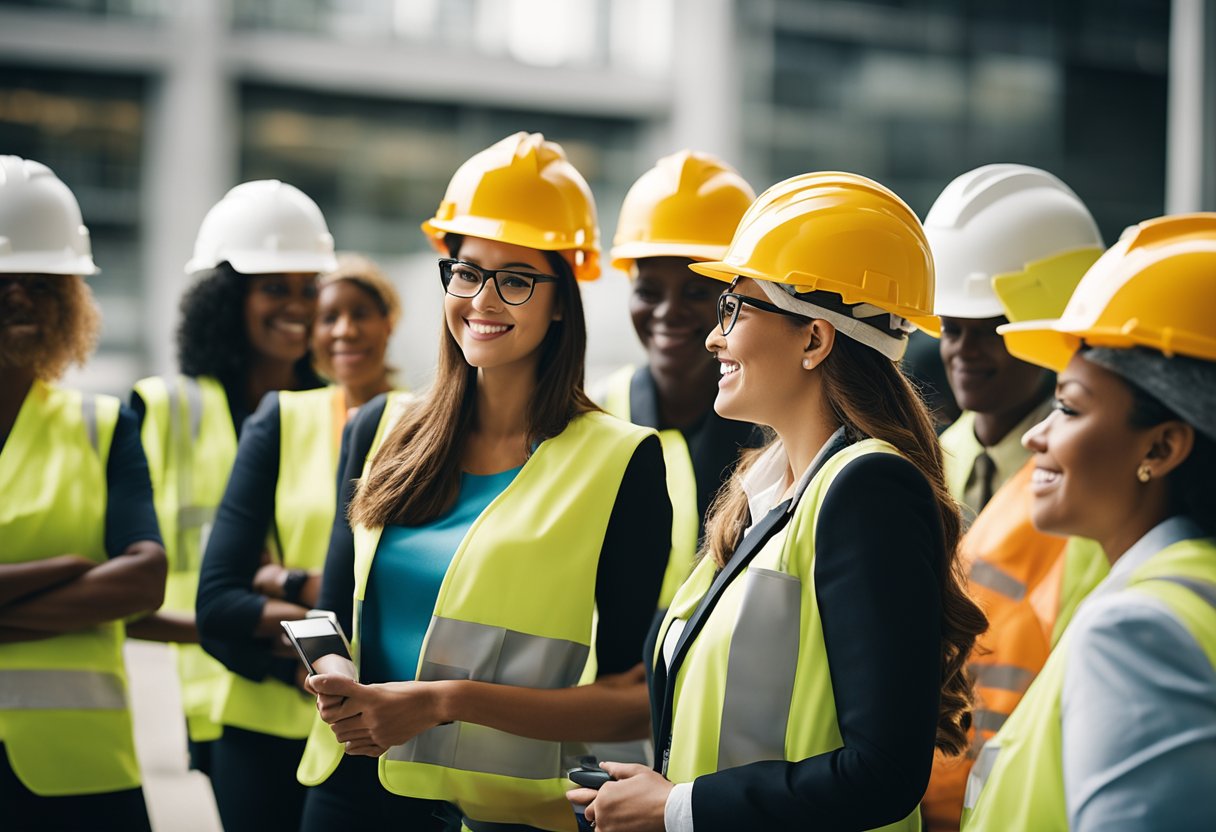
<box><xmin>1150</xmin><ymin>576</ymin><xmax>1216</xmax><ymax>611</ymax></box>
<box><xmin>169</xmin><ymin>375</ymin><xmax>208</xmax><ymax>573</ymax></box>
<box><xmin>81</xmin><ymin>394</ymin><xmax>99</xmax><ymax>455</ymax></box>
<box><xmin>177</xmin><ymin>505</ymin><xmax>216</xmax><ymax>531</ymax></box>
<box><xmin>970</xmin><ymin>662</ymin><xmax>1036</xmax><ymax>694</ymax></box>
<box><xmin>972</xmin><ymin>708</ymin><xmax>1008</xmax><ymax>736</ymax></box>
<box><xmin>385</xmin><ymin>616</ymin><xmax>589</xmax><ymax>779</ymax></box>
<box><xmin>717</xmin><ymin>567</ymin><xmax>801</xmax><ymax>770</ymax></box>
<box><xmin>964</xmin><ymin>738</ymin><xmax>1002</xmax><ymax>809</ymax></box>
<box><xmin>0</xmin><ymin>669</ymin><xmax>127</xmax><ymax>710</ymax></box>
<box><xmin>970</xmin><ymin>561</ymin><xmax>1027</xmax><ymax>602</ymax></box>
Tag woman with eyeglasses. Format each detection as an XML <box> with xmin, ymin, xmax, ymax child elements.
<box><xmin>962</xmin><ymin>214</ymin><xmax>1216</xmax><ymax>831</ymax></box>
<box><xmin>569</xmin><ymin>173</ymin><xmax>987</xmax><ymax>832</ymax></box>
<box><xmin>297</xmin><ymin>133</ymin><xmax>671</xmax><ymax>832</ymax></box>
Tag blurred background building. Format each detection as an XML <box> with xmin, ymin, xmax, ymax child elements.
<box><xmin>1</xmin><ymin>0</ymin><xmax>1213</xmax><ymax>399</ymax></box>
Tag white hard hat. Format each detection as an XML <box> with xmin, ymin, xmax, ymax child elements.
<box><xmin>0</xmin><ymin>155</ymin><xmax>99</xmax><ymax>276</ymax></box>
<box><xmin>925</xmin><ymin>164</ymin><xmax>1102</xmax><ymax>320</ymax></box>
<box><xmin>185</xmin><ymin>180</ymin><xmax>338</xmax><ymax>276</ymax></box>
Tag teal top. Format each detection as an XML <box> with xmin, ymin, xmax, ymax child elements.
<box><xmin>360</xmin><ymin>465</ymin><xmax>522</xmax><ymax>684</ymax></box>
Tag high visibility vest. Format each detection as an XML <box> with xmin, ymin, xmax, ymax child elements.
<box><xmin>962</xmin><ymin>537</ymin><xmax>1216</xmax><ymax>831</ymax></box>
<box><xmin>209</xmin><ymin>386</ymin><xmax>346</xmax><ymax>738</ymax></box>
<box><xmin>923</xmin><ymin>460</ymin><xmax>1108</xmax><ymax>830</ymax></box>
<box><xmin>0</xmin><ymin>381</ymin><xmax>141</xmax><ymax>796</ymax></box>
<box><xmin>298</xmin><ymin>405</ymin><xmax>653</xmax><ymax>832</ymax></box>
<box><xmin>658</xmin><ymin>439</ymin><xmax>921</xmax><ymax>832</ymax></box>
<box><xmin>600</xmin><ymin>365</ymin><xmax>699</xmax><ymax>608</ymax></box>
<box><xmin>133</xmin><ymin>374</ymin><xmax>237</xmax><ymax>742</ymax></box>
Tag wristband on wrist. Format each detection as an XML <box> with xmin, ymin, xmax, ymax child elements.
<box><xmin>281</xmin><ymin>568</ymin><xmax>309</xmax><ymax>605</ymax></box>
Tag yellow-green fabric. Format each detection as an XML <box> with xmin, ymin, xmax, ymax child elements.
<box><xmin>0</xmin><ymin>381</ymin><xmax>140</xmax><ymax>796</ymax></box>
<box><xmin>210</xmin><ymin>386</ymin><xmax>345</xmax><ymax>739</ymax></box>
<box><xmin>1051</xmin><ymin>536</ymin><xmax>1110</xmax><ymax>647</ymax></box>
<box><xmin>133</xmin><ymin>374</ymin><xmax>236</xmax><ymax>742</ymax></box>
<box><xmin>658</xmin><ymin>439</ymin><xmax>920</xmax><ymax>832</ymax></box>
<box><xmin>940</xmin><ymin>402</ymin><xmax>1050</xmax><ymax>519</ymax></box>
<box><xmin>600</xmin><ymin>365</ymin><xmax>699</xmax><ymax>607</ymax></box>
<box><xmin>297</xmin><ymin>393</ymin><xmax>405</xmax><ymax>787</ymax></box>
<box><xmin>962</xmin><ymin>538</ymin><xmax>1216</xmax><ymax>831</ymax></box>
<box><xmin>299</xmin><ymin>404</ymin><xmax>653</xmax><ymax>832</ymax></box>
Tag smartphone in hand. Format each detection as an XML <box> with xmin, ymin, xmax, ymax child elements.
<box><xmin>281</xmin><ymin>616</ymin><xmax>356</xmax><ymax>679</ymax></box>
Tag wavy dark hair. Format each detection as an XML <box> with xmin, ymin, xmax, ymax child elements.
<box><xmin>701</xmin><ymin>328</ymin><xmax>987</xmax><ymax>756</ymax></box>
<box><xmin>350</xmin><ymin>235</ymin><xmax>597</xmax><ymax>528</ymax></box>
<box><xmin>176</xmin><ymin>262</ymin><xmax>324</xmax><ymax>393</ymax></box>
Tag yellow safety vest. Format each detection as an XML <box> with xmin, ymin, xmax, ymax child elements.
<box><xmin>133</xmin><ymin>374</ymin><xmax>236</xmax><ymax>742</ymax></box>
<box><xmin>298</xmin><ymin>404</ymin><xmax>653</xmax><ymax>831</ymax></box>
<box><xmin>658</xmin><ymin>439</ymin><xmax>921</xmax><ymax>832</ymax></box>
<box><xmin>923</xmin><ymin>460</ymin><xmax>1107</xmax><ymax>830</ymax></box>
<box><xmin>962</xmin><ymin>537</ymin><xmax>1216</xmax><ymax>831</ymax></box>
<box><xmin>209</xmin><ymin>386</ymin><xmax>346</xmax><ymax>738</ymax></box>
<box><xmin>600</xmin><ymin>365</ymin><xmax>699</xmax><ymax>608</ymax></box>
<box><xmin>0</xmin><ymin>381</ymin><xmax>141</xmax><ymax>796</ymax></box>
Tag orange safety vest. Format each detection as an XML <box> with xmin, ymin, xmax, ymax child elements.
<box><xmin>922</xmin><ymin>459</ymin><xmax>1107</xmax><ymax>831</ymax></box>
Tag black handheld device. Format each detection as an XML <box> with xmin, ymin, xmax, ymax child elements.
<box><xmin>567</xmin><ymin>763</ymin><xmax>613</xmax><ymax>790</ymax></box>
<box><xmin>281</xmin><ymin>617</ymin><xmax>356</xmax><ymax>679</ymax></box>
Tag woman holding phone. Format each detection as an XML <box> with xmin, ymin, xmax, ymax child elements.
<box><xmin>570</xmin><ymin>172</ymin><xmax>986</xmax><ymax>831</ymax></box>
<box><xmin>962</xmin><ymin>213</ymin><xmax>1216</xmax><ymax>831</ymax></box>
<box><xmin>194</xmin><ymin>253</ymin><xmax>399</xmax><ymax>831</ymax></box>
<box><xmin>299</xmin><ymin>133</ymin><xmax>672</xmax><ymax>832</ymax></box>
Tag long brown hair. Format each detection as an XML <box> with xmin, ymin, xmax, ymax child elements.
<box><xmin>701</xmin><ymin>328</ymin><xmax>986</xmax><ymax>756</ymax></box>
<box><xmin>349</xmin><ymin>236</ymin><xmax>597</xmax><ymax>528</ymax></box>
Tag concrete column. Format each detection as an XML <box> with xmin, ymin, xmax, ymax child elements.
<box><xmin>665</xmin><ymin>0</ymin><xmax>742</xmax><ymax>166</ymax></box>
<box><xmin>142</xmin><ymin>0</ymin><xmax>236</xmax><ymax>375</ymax></box>
<box><xmin>1166</xmin><ymin>0</ymin><xmax>1216</xmax><ymax>213</ymax></box>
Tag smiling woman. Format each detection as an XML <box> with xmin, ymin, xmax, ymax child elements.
<box><xmin>297</xmin><ymin>133</ymin><xmax>672</xmax><ymax>832</ymax></box>
<box><xmin>127</xmin><ymin>180</ymin><xmax>339</xmax><ymax>832</ymax></box>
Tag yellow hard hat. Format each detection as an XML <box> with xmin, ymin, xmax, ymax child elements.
<box><xmin>610</xmin><ymin>150</ymin><xmax>755</xmax><ymax>273</ymax></box>
<box><xmin>421</xmin><ymin>132</ymin><xmax>601</xmax><ymax>281</ymax></box>
<box><xmin>690</xmin><ymin>171</ymin><xmax>940</xmax><ymax>335</ymax></box>
<box><xmin>998</xmin><ymin>213</ymin><xmax>1216</xmax><ymax>371</ymax></box>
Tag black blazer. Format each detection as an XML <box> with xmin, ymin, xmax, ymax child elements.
<box><xmin>649</xmin><ymin>449</ymin><xmax>946</xmax><ymax>831</ymax></box>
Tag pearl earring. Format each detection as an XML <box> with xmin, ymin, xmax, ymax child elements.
<box><xmin>803</xmin><ymin>358</ymin><xmax>813</xmax><ymax>370</ymax></box>
<box><xmin>1137</xmin><ymin>463</ymin><xmax>1152</xmax><ymax>483</ymax></box>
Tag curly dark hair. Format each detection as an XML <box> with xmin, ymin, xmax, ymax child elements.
<box><xmin>176</xmin><ymin>263</ymin><xmax>324</xmax><ymax>392</ymax></box>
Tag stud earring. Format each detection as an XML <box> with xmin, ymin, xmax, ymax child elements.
<box><xmin>1137</xmin><ymin>463</ymin><xmax>1152</xmax><ymax>483</ymax></box>
<box><xmin>803</xmin><ymin>358</ymin><xmax>813</xmax><ymax>370</ymax></box>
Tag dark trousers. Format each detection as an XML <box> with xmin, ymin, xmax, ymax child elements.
<box><xmin>0</xmin><ymin>743</ymin><xmax>152</xmax><ymax>832</ymax></box>
<box><xmin>301</xmin><ymin>753</ymin><xmax>445</xmax><ymax>831</ymax></box>
<box><xmin>210</xmin><ymin>726</ymin><xmax>307</xmax><ymax>832</ymax></box>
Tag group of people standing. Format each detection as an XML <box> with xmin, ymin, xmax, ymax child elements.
<box><xmin>1</xmin><ymin>130</ymin><xmax>1213</xmax><ymax>832</ymax></box>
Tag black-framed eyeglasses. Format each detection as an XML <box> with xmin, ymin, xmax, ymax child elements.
<box><xmin>717</xmin><ymin>291</ymin><xmax>812</xmax><ymax>336</ymax></box>
<box><xmin>438</xmin><ymin>258</ymin><xmax>559</xmax><ymax>306</ymax></box>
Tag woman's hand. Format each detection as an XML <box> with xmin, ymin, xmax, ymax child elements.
<box><xmin>566</xmin><ymin>762</ymin><xmax>672</xmax><ymax>832</ymax></box>
<box><xmin>253</xmin><ymin>562</ymin><xmax>287</xmax><ymax>598</ymax></box>
<box><xmin>309</xmin><ymin>674</ymin><xmax>446</xmax><ymax>757</ymax></box>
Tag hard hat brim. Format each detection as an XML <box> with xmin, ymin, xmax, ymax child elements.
<box><xmin>609</xmin><ymin>241</ymin><xmax>730</xmax><ymax>274</ymax></box>
<box><xmin>0</xmin><ymin>253</ymin><xmax>99</xmax><ymax>276</ymax></box>
<box><xmin>996</xmin><ymin>319</ymin><xmax>1079</xmax><ymax>372</ymax></box>
<box><xmin>187</xmin><ymin>251</ymin><xmax>339</xmax><ymax>276</ymax></box>
<box><xmin>931</xmin><ymin>294</ymin><xmax>1008</xmax><ymax>323</ymax></box>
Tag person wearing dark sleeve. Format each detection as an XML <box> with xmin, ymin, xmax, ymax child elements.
<box><xmin>0</xmin><ymin>162</ymin><xmax>167</xmax><ymax>832</ymax></box>
<box><xmin>691</xmin><ymin>454</ymin><xmax>944</xmax><ymax>828</ymax></box>
<box><xmin>572</xmin><ymin>172</ymin><xmax>986</xmax><ymax>832</ymax></box>
<box><xmin>299</xmin><ymin>145</ymin><xmax>673</xmax><ymax>832</ymax></box>
<box><xmin>105</xmin><ymin>405</ymin><xmax>165</xmax><ymax>556</ymax></box>
<box><xmin>188</xmin><ymin>253</ymin><xmax>400</xmax><ymax>832</ymax></box>
<box><xmin>596</xmin><ymin>150</ymin><xmax>760</xmax><ymax>612</ymax></box>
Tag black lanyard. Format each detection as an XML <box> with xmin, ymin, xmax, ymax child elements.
<box><xmin>652</xmin><ymin>431</ymin><xmax>850</xmax><ymax>775</ymax></box>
